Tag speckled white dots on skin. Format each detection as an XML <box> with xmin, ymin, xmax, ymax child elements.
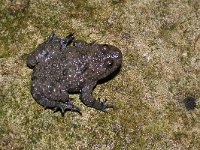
<box><xmin>27</xmin><ymin>33</ymin><xmax>122</xmax><ymax>115</ymax></box>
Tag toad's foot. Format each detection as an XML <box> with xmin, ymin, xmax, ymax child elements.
<box><xmin>53</xmin><ymin>101</ymin><xmax>82</xmax><ymax>116</ymax></box>
<box><xmin>36</xmin><ymin>97</ymin><xmax>81</xmax><ymax>116</ymax></box>
<box><xmin>60</xmin><ymin>33</ymin><xmax>74</xmax><ymax>47</ymax></box>
<box><xmin>81</xmin><ymin>93</ymin><xmax>113</xmax><ymax>111</ymax></box>
<box><xmin>80</xmin><ymin>81</ymin><xmax>113</xmax><ymax>111</ymax></box>
<box><xmin>97</xmin><ymin>98</ymin><xmax>113</xmax><ymax>111</ymax></box>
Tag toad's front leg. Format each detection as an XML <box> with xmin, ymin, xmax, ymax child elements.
<box><xmin>80</xmin><ymin>81</ymin><xmax>113</xmax><ymax>111</ymax></box>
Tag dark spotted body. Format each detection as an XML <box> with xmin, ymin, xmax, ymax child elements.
<box><xmin>27</xmin><ymin>33</ymin><xmax>122</xmax><ymax>115</ymax></box>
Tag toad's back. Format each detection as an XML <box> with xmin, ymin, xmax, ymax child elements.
<box><xmin>27</xmin><ymin>33</ymin><xmax>122</xmax><ymax>115</ymax></box>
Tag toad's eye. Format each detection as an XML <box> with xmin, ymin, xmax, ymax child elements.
<box><xmin>104</xmin><ymin>58</ymin><xmax>113</xmax><ymax>68</ymax></box>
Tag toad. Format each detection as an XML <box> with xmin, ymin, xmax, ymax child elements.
<box><xmin>27</xmin><ymin>33</ymin><xmax>122</xmax><ymax>115</ymax></box>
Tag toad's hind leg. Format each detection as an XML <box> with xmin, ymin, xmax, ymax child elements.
<box><xmin>32</xmin><ymin>94</ymin><xmax>82</xmax><ymax>115</ymax></box>
<box><xmin>80</xmin><ymin>81</ymin><xmax>113</xmax><ymax>111</ymax></box>
<box><xmin>60</xmin><ymin>33</ymin><xmax>75</xmax><ymax>47</ymax></box>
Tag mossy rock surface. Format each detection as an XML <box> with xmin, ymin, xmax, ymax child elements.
<box><xmin>1</xmin><ymin>0</ymin><xmax>200</xmax><ymax>149</ymax></box>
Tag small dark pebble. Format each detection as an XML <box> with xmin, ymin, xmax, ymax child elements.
<box><xmin>184</xmin><ymin>96</ymin><xmax>196</xmax><ymax>110</ymax></box>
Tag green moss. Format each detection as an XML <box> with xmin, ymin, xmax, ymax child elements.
<box><xmin>0</xmin><ymin>46</ymin><xmax>10</xmax><ymax>58</ymax></box>
<box><xmin>111</xmin><ymin>0</ymin><xmax>125</xmax><ymax>5</ymax></box>
<box><xmin>1</xmin><ymin>0</ymin><xmax>200</xmax><ymax>149</ymax></box>
<box><xmin>173</xmin><ymin>131</ymin><xmax>188</xmax><ymax>142</ymax></box>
